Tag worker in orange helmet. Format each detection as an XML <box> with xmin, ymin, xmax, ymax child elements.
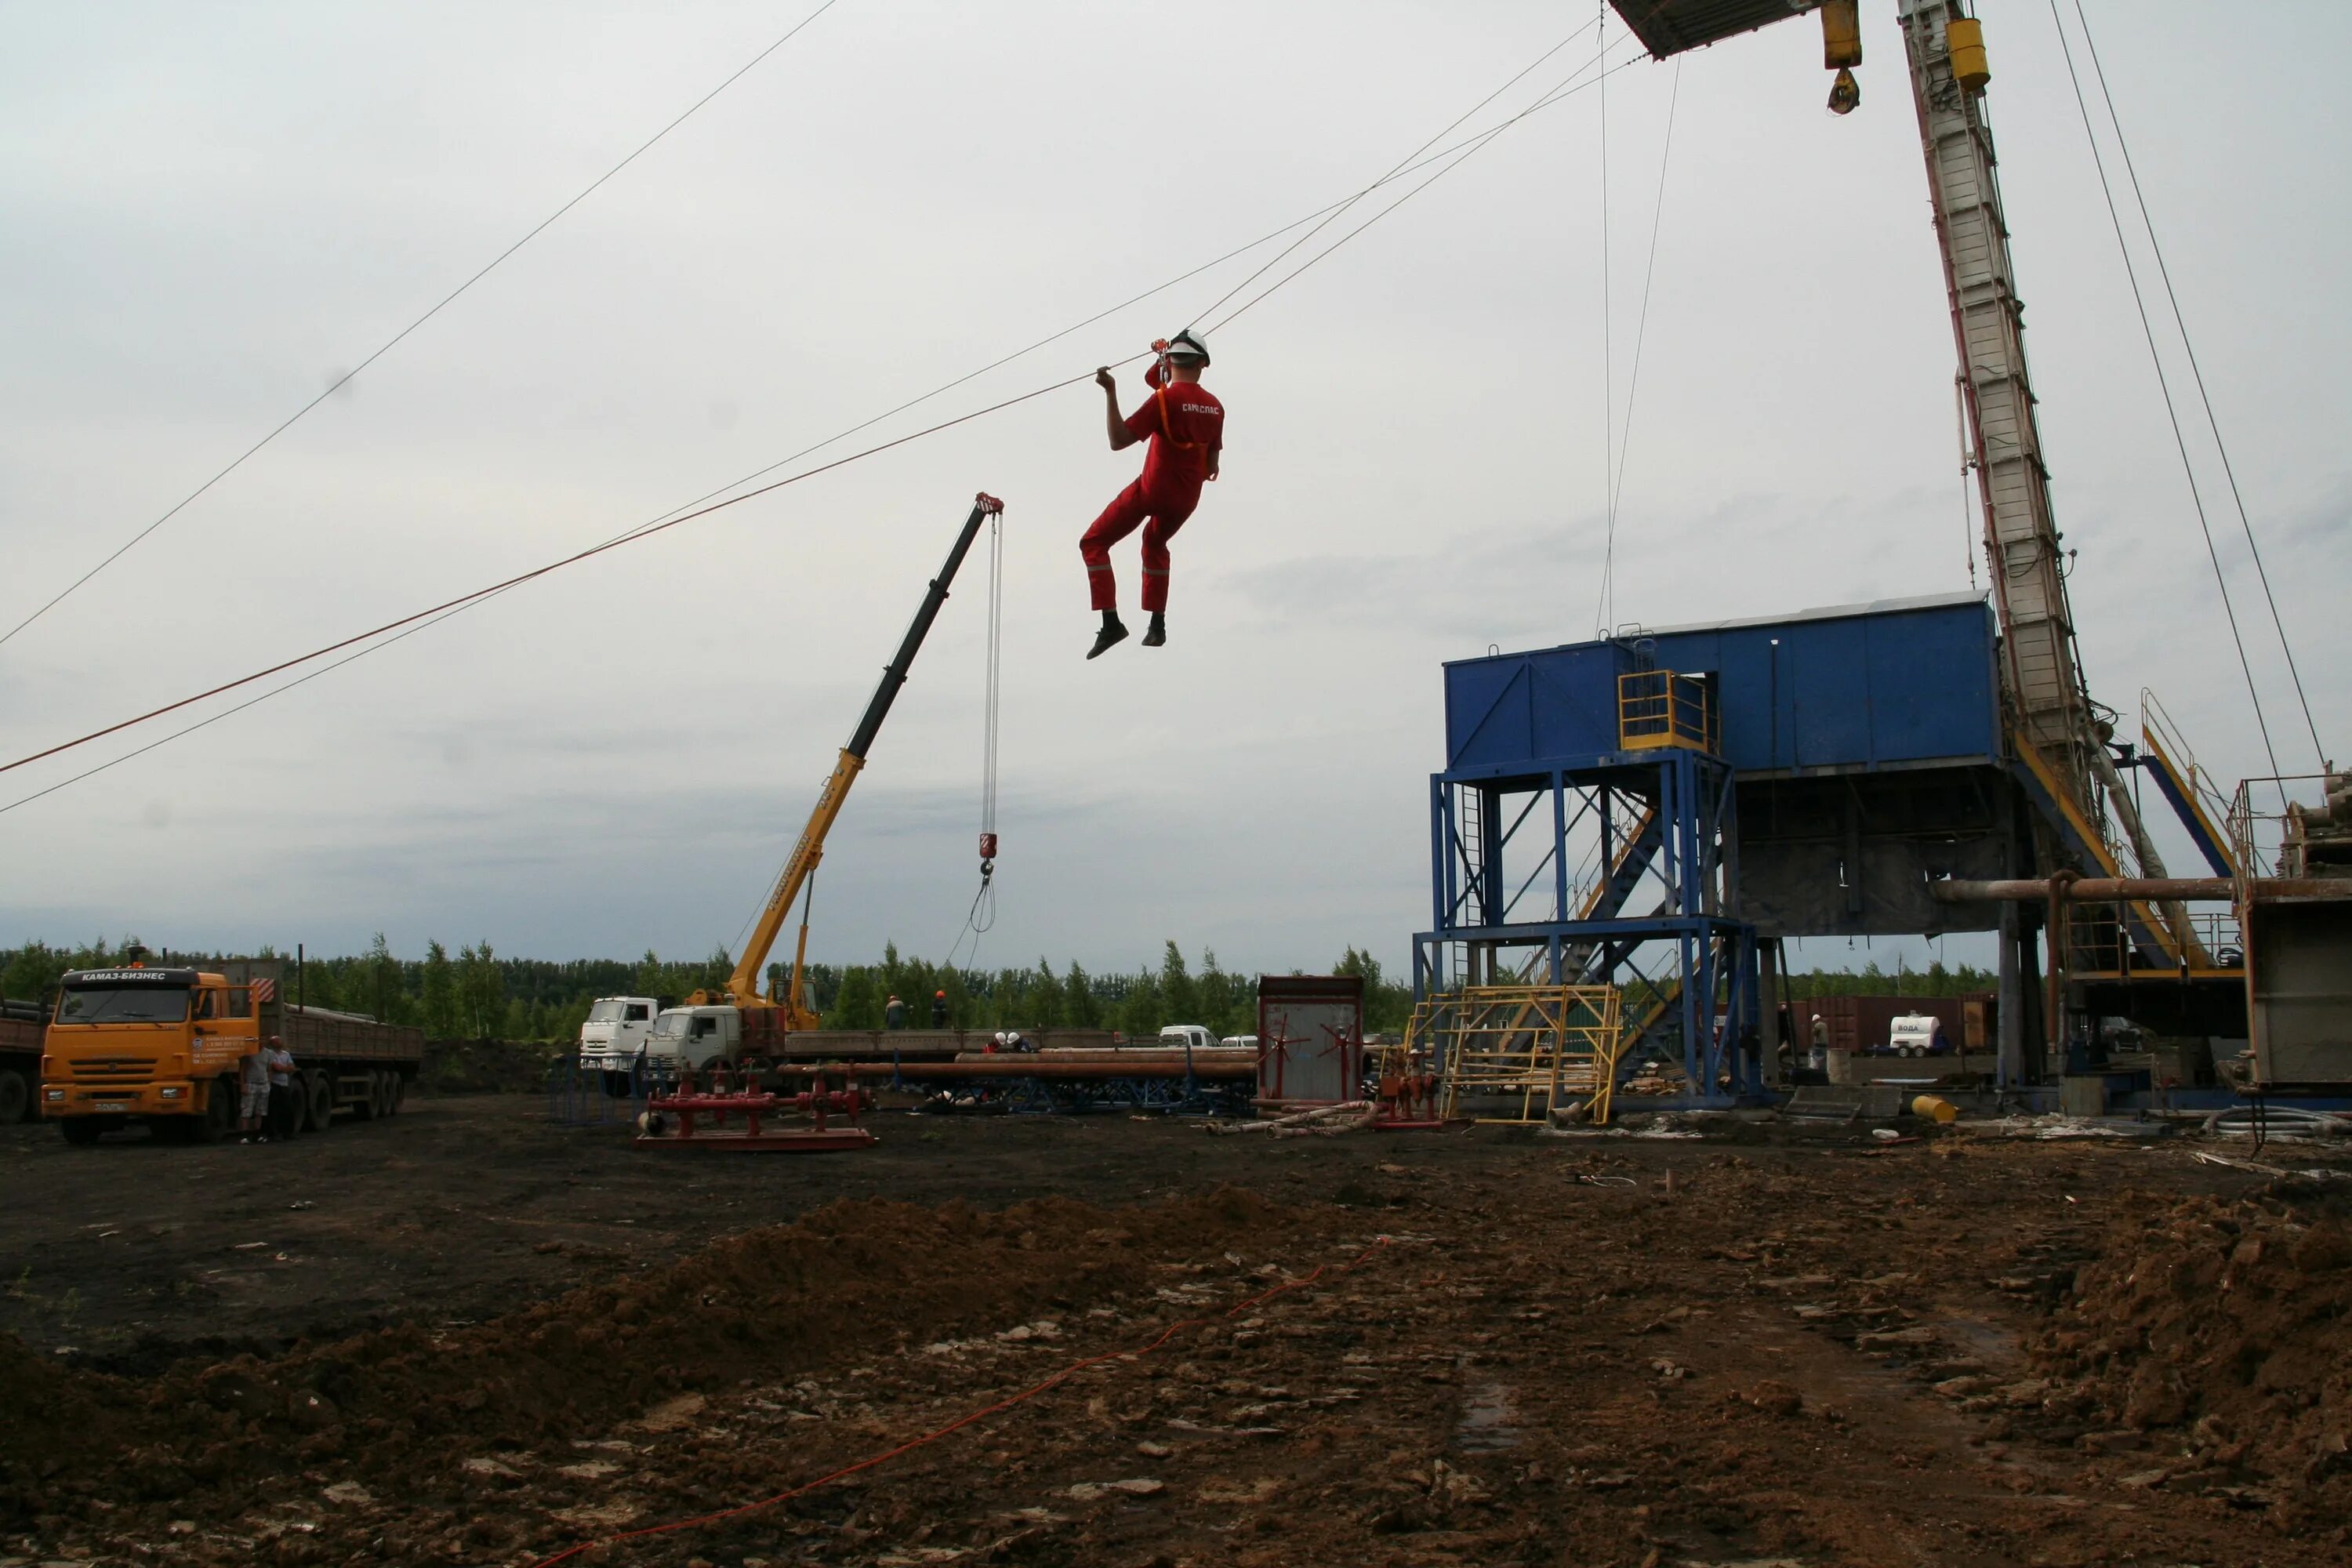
<box><xmin>1080</xmin><ymin>329</ymin><xmax>1224</xmax><ymax>659</ymax></box>
<box><xmin>931</xmin><ymin>989</ymin><xmax>949</xmax><ymax>1029</ymax></box>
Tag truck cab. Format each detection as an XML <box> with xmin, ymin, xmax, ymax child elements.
<box><xmin>578</xmin><ymin>996</ymin><xmax>661</xmax><ymax>1089</ymax></box>
<box><xmin>40</xmin><ymin>966</ymin><xmax>257</xmax><ymax>1142</ymax></box>
<box><xmin>1155</xmin><ymin>1024</ymin><xmax>1218</xmax><ymax>1052</ymax></box>
<box><xmin>644</xmin><ymin>1004</ymin><xmax>739</xmax><ymax>1073</ymax></box>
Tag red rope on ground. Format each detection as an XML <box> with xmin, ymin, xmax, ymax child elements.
<box><xmin>524</xmin><ymin>1235</ymin><xmax>1399</xmax><ymax>1567</ymax></box>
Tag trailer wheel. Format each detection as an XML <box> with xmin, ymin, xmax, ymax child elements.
<box><xmin>60</xmin><ymin>1117</ymin><xmax>103</xmax><ymax>1146</ymax></box>
<box><xmin>0</xmin><ymin>1069</ymin><xmax>28</xmax><ymax>1126</ymax></box>
<box><xmin>304</xmin><ymin>1070</ymin><xmax>334</xmax><ymax>1132</ymax></box>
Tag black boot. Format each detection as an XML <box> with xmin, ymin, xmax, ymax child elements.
<box><xmin>1087</xmin><ymin>612</ymin><xmax>1129</xmax><ymax>660</ymax></box>
<box><xmin>1141</xmin><ymin>612</ymin><xmax>1167</xmax><ymax>648</ymax></box>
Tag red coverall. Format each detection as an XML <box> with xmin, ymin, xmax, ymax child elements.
<box><xmin>1080</xmin><ymin>380</ymin><xmax>1224</xmax><ymax>613</ymax></box>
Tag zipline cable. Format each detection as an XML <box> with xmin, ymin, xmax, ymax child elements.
<box><xmin>1183</xmin><ymin>13</ymin><xmax>1602</xmax><ymax>332</ymax></box>
<box><xmin>1595</xmin><ymin>56</ymin><xmax>1681</xmax><ymax>637</ymax></box>
<box><xmin>2067</xmin><ymin>0</ymin><xmax>2323</xmax><ymax>770</ymax></box>
<box><xmin>1202</xmin><ymin>42</ymin><xmax>1650</xmax><ymax>343</ymax></box>
<box><xmin>2045</xmin><ymin>0</ymin><xmax>2285</xmax><ymax>788</ymax></box>
<box><xmin>3</xmin><ymin>39</ymin><xmax>1650</xmax><ymax>810</ymax></box>
<box><xmin>0</xmin><ymin>0</ymin><xmax>848</xmax><ymax>652</ymax></box>
<box><xmin>1596</xmin><ymin>2</ymin><xmax>1614</xmax><ymax>636</ymax></box>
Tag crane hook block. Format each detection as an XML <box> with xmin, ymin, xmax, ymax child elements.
<box><xmin>1819</xmin><ymin>1</ymin><xmax>1861</xmax><ymax>70</ymax></box>
<box><xmin>979</xmin><ymin>832</ymin><xmax>998</xmax><ymax>862</ymax></box>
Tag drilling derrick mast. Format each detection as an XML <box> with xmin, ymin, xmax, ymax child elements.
<box><xmin>1608</xmin><ymin>1</ymin><xmax>2188</xmax><ymax>950</ymax></box>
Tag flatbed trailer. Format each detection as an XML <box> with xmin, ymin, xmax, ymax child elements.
<box><xmin>1</xmin><ymin>1000</ymin><xmax>45</xmax><ymax>1124</ymax></box>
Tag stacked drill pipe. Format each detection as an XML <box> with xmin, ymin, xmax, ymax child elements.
<box><xmin>882</xmin><ymin>1047</ymin><xmax>1258</xmax><ymax>1083</ymax></box>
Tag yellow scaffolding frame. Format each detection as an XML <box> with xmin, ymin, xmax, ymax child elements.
<box><xmin>1420</xmin><ymin>984</ymin><xmax>1626</xmax><ymax>1125</ymax></box>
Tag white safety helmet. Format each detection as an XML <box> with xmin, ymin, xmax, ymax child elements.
<box><xmin>1166</xmin><ymin>328</ymin><xmax>1210</xmax><ymax>364</ymax></box>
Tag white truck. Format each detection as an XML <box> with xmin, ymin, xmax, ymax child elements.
<box><xmin>642</xmin><ymin>1003</ymin><xmax>739</xmax><ymax>1075</ymax></box>
<box><xmin>578</xmin><ymin>996</ymin><xmax>662</xmax><ymax>1090</ymax></box>
<box><xmin>1150</xmin><ymin>1025</ymin><xmax>1218</xmax><ymax>1052</ymax></box>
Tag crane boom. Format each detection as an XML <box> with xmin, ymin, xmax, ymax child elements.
<box><xmin>714</xmin><ymin>492</ymin><xmax>1005</xmax><ymax>1017</ymax></box>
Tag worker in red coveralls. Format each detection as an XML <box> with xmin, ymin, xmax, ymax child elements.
<box><xmin>1080</xmin><ymin>329</ymin><xmax>1223</xmax><ymax>659</ymax></box>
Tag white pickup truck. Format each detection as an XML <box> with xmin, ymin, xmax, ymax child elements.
<box><xmin>578</xmin><ymin>996</ymin><xmax>662</xmax><ymax>1087</ymax></box>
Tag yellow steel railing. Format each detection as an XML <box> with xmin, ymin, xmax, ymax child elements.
<box><xmin>1617</xmin><ymin>670</ymin><xmax>1716</xmax><ymax>753</ymax></box>
<box><xmin>1424</xmin><ymin>984</ymin><xmax>1626</xmax><ymax>1125</ymax></box>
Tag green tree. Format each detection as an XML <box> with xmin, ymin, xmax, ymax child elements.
<box><xmin>1117</xmin><ymin>972</ymin><xmax>1163</xmax><ymax>1038</ymax></box>
<box><xmin>420</xmin><ymin>941</ymin><xmax>458</xmax><ymax>1037</ymax></box>
<box><xmin>831</xmin><ymin>966</ymin><xmax>882</xmax><ymax>1029</ymax></box>
<box><xmin>1025</xmin><ymin>959</ymin><xmax>1066</xmax><ymax>1029</ymax></box>
<box><xmin>1064</xmin><ymin>960</ymin><xmax>1102</xmax><ymax>1027</ymax></box>
<box><xmin>364</xmin><ymin>932</ymin><xmax>397</xmax><ymax>1023</ymax></box>
<box><xmin>457</xmin><ymin>942</ymin><xmax>502</xmax><ymax>1039</ymax></box>
<box><xmin>1160</xmin><ymin>941</ymin><xmax>1198</xmax><ymax>1025</ymax></box>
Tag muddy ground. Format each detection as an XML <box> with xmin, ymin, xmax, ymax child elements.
<box><xmin>4</xmin><ymin>1098</ymin><xmax>2349</xmax><ymax>1566</ymax></box>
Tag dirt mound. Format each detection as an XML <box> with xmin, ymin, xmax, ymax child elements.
<box><xmin>0</xmin><ymin>1336</ymin><xmax>135</xmax><ymax>1521</ymax></box>
<box><xmin>2032</xmin><ymin>1184</ymin><xmax>2352</xmax><ymax>1504</ymax></box>
<box><xmin>1</xmin><ymin>1186</ymin><xmax>1294</xmax><ymax>1531</ymax></box>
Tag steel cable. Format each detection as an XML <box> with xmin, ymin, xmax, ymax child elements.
<box><xmin>3</xmin><ymin>35</ymin><xmax>1649</xmax><ymax>809</ymax></box>
<box><xmin>2045</xmin><ymin>0</ymin><xmax>2285</xmax><ymax>789</ymax></box>
<box><xmin>0</xmin><ymin>0</ymin><xmax>848</xmax><ymax>651</ymax></box>
<box><xmin>2067</xmin><ymin>0</ymin><xmax>2324</xmax><ymax>770</ymax></box>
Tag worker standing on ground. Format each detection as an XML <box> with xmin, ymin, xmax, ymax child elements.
<box><xmin>1080</xmin><ymin>331</ymin><xmax>1224</xmax><ymax>659</ymax></box>
<box><xmin>238</xmin><ymin>1046</ymin><xmax>270</xmax><ymax>1144</ymax></box>
<box><xmin>263</xmin><ymin>1036</ymin><xmax>298</xmax><ymax>1141</ymax></box>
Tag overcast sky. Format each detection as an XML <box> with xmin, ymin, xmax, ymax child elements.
<box><xmin>2</xmin><ymin>1</ymin><xmax>2345</xmax><ymax>981</ymax></box>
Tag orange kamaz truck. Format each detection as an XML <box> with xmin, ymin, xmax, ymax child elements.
<box><xmin>38</xmin><ymin>958</ymin><xmax>423</xmax><ymax>1145</ymax></box>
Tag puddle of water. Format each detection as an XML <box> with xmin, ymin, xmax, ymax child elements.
<box><xmin>1455</xmin><ymin>1379</ymin><xmax>1519</xmax><ymax>1451</ymax></box>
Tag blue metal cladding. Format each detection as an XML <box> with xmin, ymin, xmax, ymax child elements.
<box><xmin>1442</xmin><ymin>596</ymin><xmax>1998</xmax><ymax>777</ymax></box>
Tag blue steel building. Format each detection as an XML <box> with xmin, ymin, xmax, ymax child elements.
<box><xmin>1417</xmin><ymin>592</ymin><xmax>2049</xmax><ymax>1102</ymax></box>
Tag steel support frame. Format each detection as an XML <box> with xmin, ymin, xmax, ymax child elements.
<box><xmin>1418</xmin><ymin>747</ymin><xmax>1765</xmax><ymax>1105</ymax></box>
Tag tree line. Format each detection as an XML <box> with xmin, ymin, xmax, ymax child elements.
<box><xmin>2</xmin><ymin>936</ymin><xmax>1992</xmax><ymax>1043</ymax></box>
<box><xmin>0</xmin><ymin>937</ymin><xmax>1412</xmax><ymax>1040</ymax></box>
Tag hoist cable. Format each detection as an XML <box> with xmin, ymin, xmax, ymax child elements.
<box><xmin>0</xmin><ymin>0</ymin><xmax>848</xmax><ymax>652</ymax></box>
<box><xmin>1597</xmin><ymin>56</ymin><xmax>1682</xmax><ymax>637</ymax></box>
<box><xmin>981</xmin><ymin>511</ymin><xmax>1004</xmax><ymax>848</ymax></box>
<box><xmin>4</xmin><ymin>38</ymin><xmax>1646</xmax><ymax>809</ymax></box>
<box><xmin>2045</xmin><ymin>0</ymin><xmax>2285</xmax><ymax>787</ymax></box>
<box><xmin>2067</xmin><ymin>0</ymin><xmax>2323</xmax><ymax>770</ymax></box>
<box><xmin>947</xmin><ymin>512</ymin><xmax>1004</xmax><ymax>972</ymax></box>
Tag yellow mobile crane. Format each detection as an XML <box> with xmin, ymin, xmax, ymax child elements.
<box><xmin>674</xmin><ymin>492</ymin><xmax>1003</xmax><ymax>1066</ymax></box>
